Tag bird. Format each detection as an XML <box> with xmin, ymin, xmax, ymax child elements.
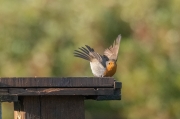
<box><xmin>74</xmin><ymin>35</ymin><xmax>121</xmax><ymax>77</ymax></box>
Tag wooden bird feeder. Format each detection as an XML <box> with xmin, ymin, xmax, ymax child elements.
<box><xmin>0</xmin><ymin>77</ymin><xmax>121</xmax><ymax>119</ymax></box>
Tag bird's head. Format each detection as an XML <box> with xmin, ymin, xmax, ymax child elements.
<box><xmin>106</xmin><ymin>60</ymin><xmax>117</xmax><ymax>70</ymax></box>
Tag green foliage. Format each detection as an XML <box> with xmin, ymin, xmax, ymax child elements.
<box><xmin>0</xmin><ymin>0</ymin><xmax>180</xmax><ymax>119</ymax></box>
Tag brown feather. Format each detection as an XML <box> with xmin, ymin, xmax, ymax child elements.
<box><xmin>104</xmin><ymin>34</ymin><xmax>121</xmax><ymax>60</ymax></box>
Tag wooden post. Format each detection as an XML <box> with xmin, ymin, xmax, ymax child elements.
<box><xmin>14</xmin><ymin>96</ymin><xmax>84</xmax><ymax>119</ymax></box>
<box><xmin>0</xmin><ymin>77</ymin><xmax>121</xmax><ymax>119</ymax></box>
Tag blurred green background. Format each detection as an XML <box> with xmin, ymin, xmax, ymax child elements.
<box><xmin>0</xmin><ymin>0</ymin><xmax>180</xmax><ymax>119</ymax></box>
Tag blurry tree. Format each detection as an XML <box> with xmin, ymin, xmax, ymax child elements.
<box><xmin>0</xmin><ymin>0</ymin><xmax>180</xmax><ymax>119</ymax></box>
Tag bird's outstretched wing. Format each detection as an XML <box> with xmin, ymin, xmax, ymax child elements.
<box><xmin>74</xmin><ymin>45</ymin><xmax>103</xmax><ymax>63</ymax></box>
<box><xmin>103</xmin><ymin>35</ymin><xmax>121</xmax><ymax>61</ymax></box>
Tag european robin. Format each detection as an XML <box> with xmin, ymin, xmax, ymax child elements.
<box><xmin>74</xmin><ymin>35</ymin><xmax>121</xmax><ymax>77</ymax></box>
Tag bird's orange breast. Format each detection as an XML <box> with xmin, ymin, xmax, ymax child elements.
<box><xmin>103</xmin><ymin>63</ymin><xmax>117</xmax><ymax>77</ymax></box>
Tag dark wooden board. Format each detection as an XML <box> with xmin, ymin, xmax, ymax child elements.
<box><xmin>0</xmin><ymin>77</ymin><xmax>121</xmax><ymax>101</ymax></box>
<box><xmin>0</xmin><ymin>77</ymin><xmax>114</xmax><ymax>88</ymax></box>
<box><xmin>41</xmin><ymin>96</ymin><xmax>84</xmax><ymax>119</ymax></box>
<box><xmin>0</xmin><ymin>95</ymin><xmax>18</xmax><ymax>102</ymax></box>
<box><xmin>14</xmin><ymin>96</ymin><xmax>41</xmax><ymax>119</ymax></box>
<box><xmin>6</xmin><ymin>88</ymin><xmax>114</xmax><ymax>96</ymax></box>
<box><xmin>14</xmin><ymin>96</ymin><xmax>85</xmax><ymax>119</ymax></box>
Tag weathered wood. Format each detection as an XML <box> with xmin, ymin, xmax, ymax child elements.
<box><xmin>0</xmin><ymin>95</ymin><xmax>18</xmax><ymax>102</ymax></box>
<box><xmin>1</xmin><ymin>77</ymin><xmax>121</xmax><ymax>119</ymax></box>
<box><xmin>0</xmin><ymin>78</ymin><xmax>121</xmax><ymax>101</ymax></box>
<box><xmin>8</xmin><ymin>88</ymin><xmax>114</xmax><ymax>96</ymax></box>
<box><xmin>14</xmin><ymin>96</ymin><xmax>84</xmax><ymax>119</ymax></box>
<box><xmin>1</xmin><ymin>87</ymin><xmax>121</xmax><ymax>101</ymax></box>
<box><xmin>0</xmin><ymin>89</ymin><xmax>8</xmax><ymax>94</ymax></box>
<box><xmin>41</xmin><ymin>96</ymin><xmax>84</xmax><ymax>119</ymax></box>
<box><xmin>14</xmin><ymin>96</ymin><xmax>40</xmax><ymax>119</ymax></box>
<box><xmin>0</xmin><ymin>77</ymin><xmax>114</xmax><ymax>88</ymax></box>
<box><xmin>96</xmin><ymin>88</ymin><xmax>121</xmax><ymax>100</ymax></box>
<box><xmin>114</xmin><ymin>81</ymin><xmax>122</xmax><ymax>89</ymax></box>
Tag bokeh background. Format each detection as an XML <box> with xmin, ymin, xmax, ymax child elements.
<box><xmin>1</xmin><ymin>0</ymin><xmax>180</xmax><ymax>119</ymax></box>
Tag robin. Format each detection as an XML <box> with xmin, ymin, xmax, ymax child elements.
<box><xmin>74</xmin><ymin>35</ymin><xmax>121</xmax><ymax>77</ymax></box>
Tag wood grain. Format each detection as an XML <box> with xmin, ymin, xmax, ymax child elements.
<box><xmin>0</xmin><ymin>77</ymin><xmax>114</xmax><ymax>88</ymax></box>
<box><xmin>41</xmin><ymin>96</ymin><xmax>84</xmax><ymax>119</ymax></box>
<box><xmin>8</xmin><ymin>88</ymin><xmax>114</xmax><ymax>96</ymax></box>
<box><xmin>14</xmin><ymin>96</ymin><xmax>84</xmax><ymax>119</ymax></box>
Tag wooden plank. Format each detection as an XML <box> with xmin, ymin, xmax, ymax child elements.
<box><xmin>0</xmin><ymin>77</ymin><xmax>114</xmax><ymax>88</ymax></box>
<box><xmin>114</xmin><ymin>82</ymin><xmax>122</xmax><ymax>89</ymax></box>
<box><xmin>0</xmin><ymin>89</ymin><xmax>8</xmax><ymax>94</ymax></box>
<box><xmin>14</xmin><ymin>96</ymin><xmax>41</xmax><ymax>119</ymax></box>
<box><xmin>7</xmin><ymin>88</ymin><xmax>114</xmax><ymax>96</ymax></box>
<box><xmin>0</xmin><ymin>95</ymin><xmax>18</xmax><ymax>102</ymax></box>
<box><xmin>83</xmin><ymin>86</ymin><xmax>121</xmax><ymax>100</ymax></box>
<box><xmin>96</xmin><ymin>88</ymin><xmax>121</xmax><ymax>100</ymax></box>
<box><xmin>41</xmin><ymin>96</ymin><xmax>84</xmax><ymax>119</ymax></box>
<box><xmin>14</xmin><ymin>96</ymin><xmax>85</xmax><ymax>119</ymax></box>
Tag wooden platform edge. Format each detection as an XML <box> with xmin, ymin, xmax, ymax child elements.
<box><xmin>0</xmin><ymin>77</ymin><xmax>114</xmax><ymax>88</ymax></box>
<box><xmin>0</xmin><ymin>95</ymin><xmax>18</xmax><ymax>102</ymax></box>
<box><xmin>1</xmin><ymin>88</ymin><xmax>115</xmax><ymax>96</ymax></box>
<box><xmin>0</xmin><ymin>78</ymin><xmax>122</xmax><ymax>101</ymax></box>
<box><xmin>85</xmin><ymin>82</ymin><xmax>122</xmax><ymax>100</ymax></box>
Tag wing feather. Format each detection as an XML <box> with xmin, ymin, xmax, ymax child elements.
<box><xmin>74</xmin><ymin>45</ymin><xmax>104</xmax><ymax>64</ymax></box>
<box><xmin>103</xmin><ymin>34</ymin><xmax>121</xmax><ymax>60</ymax></box>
